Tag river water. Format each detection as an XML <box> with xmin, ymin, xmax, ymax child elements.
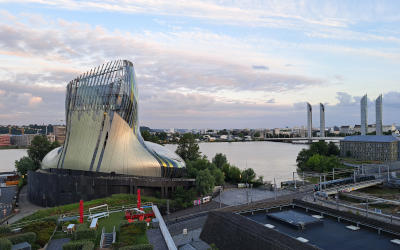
<box><xmin>165</xmin><ymin>141</ymin><xmax>308</xmax><ymax>185</ymax></box>
<box><xmin>0</xmin><ymin>149</ymin><xmax>27</xmax><ymax>172</ymax></box>
<box><xmin>0</xmin><ymin>142</ymin><xmax>307</xmax><ymax>184</ymax></box>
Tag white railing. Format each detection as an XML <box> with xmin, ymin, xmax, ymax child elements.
<box><xmin>99</xmin><ymin>227</ymin><xmax>105</xmax><ymax>248</ymax></box>
<box><xmin>112</xmin><ymin>226</ymin><xmax>116</xmax><ymax>244</ymax></box>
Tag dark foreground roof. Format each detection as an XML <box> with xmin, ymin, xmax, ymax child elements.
<box><xmin>342</xmin><ymin>135</ymin><xmax>399</xmax><ymax>143</ymax></box>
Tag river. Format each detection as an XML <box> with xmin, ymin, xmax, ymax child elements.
<box><xmin>0</xmin><ymin>149</ymin><xmax>28</xmax><ymax>172</ymax></box>
<box><xmin>165</xmin><ymin>141</ymin><xmax>308</xmax><ymax>185</ymax></box>
<box><xmin>0</xmin><ymin>142</ymin><xmax>307</xmax><ymax>184</ymax></box>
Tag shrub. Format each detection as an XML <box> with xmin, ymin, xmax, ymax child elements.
<box><xmin>74</xmin><ymin>224</ymin><xmax>95</xmax><ymax>241</ymax></box>
<box><xmin>22</xmin><ymin>221</ymin><xmax>56</xmax><ymax>247</ymax></box>
<box><xmin>63</xmin><ymin>240</ymin><xmax>94</xmax><ymax>250</ymax></box>
<box><xmin>119</xmin><ymin>244</ymin><xmax>154</xmax><ymax>250</ymax></box>
<box><xmin>7</xmin><ymin>232</ymin><xmax>36</xmax><ymax>244</ymax></box>
<box><xmin>0</xmin><ymin>225</ymin><xmax>11</xmax><ymax>235</ymax></box>
<box><xmin>0</xmin><ymin>237</ymin><xmax>12</xmax><ymax>250</ymax></box>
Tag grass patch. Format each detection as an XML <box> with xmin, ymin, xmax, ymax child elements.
<box><xmin>18</xmin><ymin>194</ymin><xmax>166</xmax><ymax>223</ymax></box>
<box><xmin>360</xmin><ymin>186</ymin><xmax>400</xmax><ymax>197</ymax></box>
<box><xmin>117</xmin><ymin>222</ymin><xmax>149</xmax><ymax>247</ymax></box>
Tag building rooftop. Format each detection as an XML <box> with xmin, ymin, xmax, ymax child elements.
<box><xmin>245</xmin><ymin>207</ymin><xmax>400</xmax><ymax>250</ymax></box>
<box><xmin>342</xmin><ymin>135</ymin><xmax>399</xmax><ymax>143</ymax></box>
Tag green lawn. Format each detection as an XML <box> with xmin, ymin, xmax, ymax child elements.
<box><xmin>17</xmin><ymin>194</ymin><xmax>166</xmax><ymax>223</ymax></box>
<box><xmin>360</xmin><ymin>186</ymin><xmax>400</xmax><ymax>197</ymax></box>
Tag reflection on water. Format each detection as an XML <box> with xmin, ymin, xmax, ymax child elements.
<box><xmin>0</xmin><ymin>149</ymin><xmax>27</xmax><ymax>172</ymax></box>
<box><xmin>165</xmin><ymin>141</ymin><xmax>308</xmax><ymax>184</ymax></box>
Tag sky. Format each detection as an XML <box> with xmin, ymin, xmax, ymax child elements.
<box><xmin>0</xmin><ymin>0</ymin><xmax>399</xmax><ymax>129</ymax></box>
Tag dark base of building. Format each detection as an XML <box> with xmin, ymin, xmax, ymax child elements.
<box><xmin>28</xmin><ymin>168</ymin><xmax>195</xmax><ymax>207</ymax></box>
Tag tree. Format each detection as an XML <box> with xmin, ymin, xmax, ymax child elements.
<box><xmin>28</xmin><ymin>135</ymin><xmax>59</xmax><ymax>167</ymax></box>
<box><xmin>212</xmin><ymin>168</ymin><xmax>225</xmax><ymax>186</ymax></box>
<box><xmin>176</xmin><ymin>133</ymin><xmax>201</xmax><ymax>162</ymax></box>
<box><xmin>186</xmin><ymin>157</ymin><xmax>212</xmax><ymax>178</ymax></box>
<box><xmin>309</xmin><ymin>141</ymin><xmax>328</xmax><ymax>156</ymax></box>
<box><xmin>305</xmin><ymin>154</ymin><xmax>342</xmax><ymax>172</ymax></box>
<box><xmin>227</xmin><ymin>165</ymin><xmax>241</xmax><ymax>183</ymax></box>
<box><xmin>212</xmin><ymin>153</ymin><xmax>227</xmax><ymax>169</ymax></box>
<box><xmin>327</xmin><ymin>141</ymin><xmax>340</xmax><ymax>156</ymax></box>
<box><xmin>253</xmin><ymin>132</ymin><xmax>261</xmax><ymax>138</ymax></box>
<box><xmin>141</xmin><ymin>130</ymin><xmax>152</xmax><ymax>141</ymax></box>
<box><xmin>173</xmin><ymin>186</ymin><xmax>196</xmax><ymax>208</ymax></box>
<box><xmin>241</xmin><ymin>168</ymin><xmax>256</xmax><ymax>183</ymax></box>
<box><xmin>296</xmin><ymin>148</ymin><xmax>313</xmax><ymax>170</ymax></box>
<box><xmin>196</xmin><ymin>169</ymin><xmax>215</xmax><ymax>195</ymax></box>
<box><xmin>15</xmin><ymin>156</ymin><xmax>36</xmax><ymax>175</ymax></box>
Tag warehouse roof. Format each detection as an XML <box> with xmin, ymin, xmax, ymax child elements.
<box><xmin>342</xmin><ymin>135</ymin><xmax>399</xmax><ymax>143</ymax></box>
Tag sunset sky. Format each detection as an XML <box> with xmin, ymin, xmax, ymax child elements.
<box><xmin>0</xmin><ymin>0</ymin><xmax>399</xmax><ymax>128</ymax></box>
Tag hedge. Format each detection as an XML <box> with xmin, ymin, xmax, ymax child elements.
<box><xmin>62</xmin><ymin>240</ymin><xmax>94</xmax><ymax>250</ymax></box>
<box><xmin>0</xmin><ymin>225</ymin><xmax>11</xmax><ymax>235</ymax></box>
<box><xmin>7</xmin><ymin>232</ymin><xmax>37</xmax><ymax>244</ymax></box>
<box><xmin>0</xmin><ymin>237</ymin><xmax>12</xmax><ymax>250</ymax></box>
<box><xmin>119</xmin><ymin>221</ymin><xmax>147</xmax><ymax>234</ymax></box>
<box><xmin>74</xmin><ymin>224</ymin><xmax>95</xmax><ymax>241</ymax></box>
<box><xmin>119</xmin><ymin>244</ymin><xmax>153</xmax><ymax>250</ymax></box>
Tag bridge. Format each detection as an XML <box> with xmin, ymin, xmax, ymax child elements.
<box><xmin>317</xmin><ymin>179</ymin><xmax>383</xmax><ymax>196</ymax></box>
<box><xmin>263</xmin><ymin>137</ymin><xmax>344</xmax><ymax>143</ymax></box>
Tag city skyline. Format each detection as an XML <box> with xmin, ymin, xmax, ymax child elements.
<box><xmin>0</xmin><ymin>1</ymin><xmax>400</xmax><ymax>128</ymax></box>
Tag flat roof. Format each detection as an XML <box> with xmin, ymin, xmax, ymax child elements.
<box><xmin>342</xmin><ymin>135</ymin><xmax>399</xmax><ymax>143</ymax></box>
<box><xmin>245</xmin><ymin>207</ymin><xmax>399</xmax><ymax>250</ymax></box>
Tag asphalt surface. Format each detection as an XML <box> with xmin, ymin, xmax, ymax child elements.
<box><xmin>46</xmin><ymin>238</ymin><xmax>71</xmax><ymax>250</ymax></box>
<box><xmin>6</xmin><ymin>185</ymin><xmax>42</xmax><ymax>224</ymax></box>
<box><xmin>147</xmin><ymin>228</ymin><xmax>168</xmax><ymax>250</ymax></box>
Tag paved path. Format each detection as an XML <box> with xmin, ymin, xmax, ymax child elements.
<box><xmin>47</xmin><ymin>238</ymin><xmax>71</xmax><ymax>250</ymax></box>
<box><xmin>164</xmin><ymin>201</ymin><xmax>225</xmax><ymax>223</ymax></box>
<box><xmin>147</xmin><ymin>228</ymin><xmax>168</xmax><ymax>250</ymax></box>
<box><xmin>5</xmin><ymin>185</ymin><xmax>42</xmax><ymax>224</ymax></box>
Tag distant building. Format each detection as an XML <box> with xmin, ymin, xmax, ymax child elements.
<box><xmin>0</xmin><ymin>134</ymin><xmax>11</xmax><ymax>146</ymax></box>
<box><xmin>340</xmin><ymin>125</ymin><xmax>352</xmax><ymax>135</ymax></box>
<box><xmin>361</xmin><ymin>94</ymin><xmax>368</xmax><ymax>136</ymax></box>
<box><xmin>340</xmin><ymin>135</ymin><xmax>399</xmax><ymax>162</ymax></box>
<box><xmin>320</xmin><ymin>103</ymin><xmax>325</xmax><ymax>137</ymax></box>
<box><xmin>307</xmin><ymin>103</ymin><xmax>312</xmax><ymax>138</ymax></box>
<box><xmin>11</xmin><ymin>134</ymin><xmax>36</xmax><ymax>147</ymax></box>
<box><xmin>353</xmin><ymin>125</ymin><xmax>361</xmax><ymax>133</ymax></box>
<box><xmin>376</xmin><ymin>95</ymin><xmax>383</xmax><ymax>136</ymax></box>
<box><xmin>53</xmin><ymin>125</ymin><xmax>66</xmax><ymax>144</ymax></box>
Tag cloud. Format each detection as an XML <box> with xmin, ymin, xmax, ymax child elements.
<box><xmin>2</xmin><ymin>0</ymin><xmax>352</xmax><ymax>28</ymax></box>
<box><xmin>0</xmin><ymin>13</ymin><xmax>325</xmax><ymax>127</ymax></box>
<box><xmin>265</xmin><ymin>98</ymin><xmax>275</xmax><ymax>104</ymax></box>
<box><xmin>28</xmin><ymin>96</ymin><xmax>43</xmax><ymax>106</ymax></box>
<box><xmin>252</xmin><ymin>65</ymin><xmax>269</xmax><ymax>70</ymax></box>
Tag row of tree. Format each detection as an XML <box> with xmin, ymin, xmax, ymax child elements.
<box><xmin>296</xmin><ymin>141</ymin><xmax>342</xmax><ymax>172</ymax></box>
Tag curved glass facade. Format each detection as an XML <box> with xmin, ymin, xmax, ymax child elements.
<box><xmin>42</xmin><ymin>60</ymin><xmax>185</xmax><ymax>177</ymax></box>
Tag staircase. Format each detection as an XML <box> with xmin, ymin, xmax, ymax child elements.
<box><xmin>100</xmin><ymin>226</ymin><xmax>116</xmax><ymax>248</ymax></box>
<box><xmin>103</xmin><ymin>232</ymin><xmax>113</xmax><ymax>248</ymax></box>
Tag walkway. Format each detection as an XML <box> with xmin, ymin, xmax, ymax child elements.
<box><xmin>5</xmin><ymin>185</ymin><xmax>42</xmax><ymax>224</ymax></box>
